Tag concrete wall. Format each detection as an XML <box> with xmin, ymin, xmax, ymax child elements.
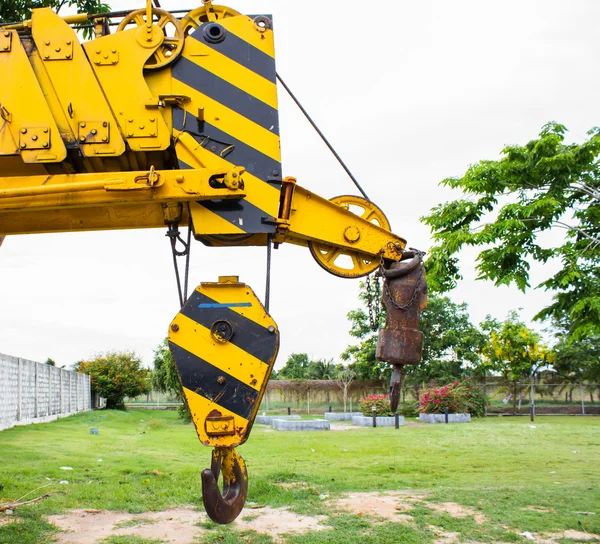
<box><xmin>0</xmin><ymin>352</ymin><xmax>93</xmax><ymax>431</ymax></box>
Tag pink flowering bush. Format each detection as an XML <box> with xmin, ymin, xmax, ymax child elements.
<box><xmin>419</xmin><ymin>381</ymin><xmax>472</xmax><ymax>415</ymax></box>
<box><xmin>359</xmin><ymin>394</ymin><xmax>393</xmax><ymax>417</ymax></box>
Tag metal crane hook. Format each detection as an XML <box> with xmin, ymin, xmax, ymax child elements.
<box><xmin>201</xmin><ymin>446</ymin><xmax>248</xmax><ymax>524</ymax></box>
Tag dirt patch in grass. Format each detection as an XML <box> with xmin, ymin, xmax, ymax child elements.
<box><xmin>328</xmin><ymin>491</ymin><xmax>422</xmax><ymax>522</ymax></box>
<box><xmin>427</xmin><ymin>501</ymin><xmax>487</xmax><ymax>524</ymax></box>
<box><xmin>425</xmin><ymin>524</ymin><xmax>461</xmax><ymax>544</ymax></box>
<box><xmin>328</xmin><ymin>491</ymin><xmax>488</xmax><ymax>528</ymax></box>
<box><xmin>515</xmin><ymin>530</ymin><xmax>600</xmax><ymax>543</ymax></box>
<box><xmin>547</xmin><ymin>529</ymin><xmax>600</xmax><ymax>541</ymax></box>
<box><xmin>49</xmin><ymin>508</ymin><xmax>199</xmax><ymax>544</ymax></box>
<box><xmin>273</xmin><ymin>481</ymin><xmax>310</xmax><ymax>489</ymax></box>
<box><xmin>48</xmin><ymin>506</ymin><xmax>327</xmax><ymax>543</ymax></box>
<box><xmin>236</xmin><ymin>506</ymin><xmax>328</xmax><ymax>539</ymax></box>
<box><xmin>521</xmin><ymin>505</ymin><xmax>554</xmax><ymax>513</ymax></box>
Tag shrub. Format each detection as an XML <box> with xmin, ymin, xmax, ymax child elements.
<box><xmin>178</xmin><ymin>403</ymin><xmax>192</xmax><ymax>423</ymax></box>
<box><xmin>78</xmin><ymin>351</ymin><xmax>150</xmax><ymax>410</ymax></box>
<box><xmin>359</xmin><ymin>394</ymin><xmax>393</xmax><ymax>417</ymax></box>
<box><xmin>420</xmin><ymin>380</ymin><xmax>487</xmax><ymax>417</ymax></box>
<box><xmin>466</xmin><ymin>385</ymin><xmax>487</xmax><ymax>418</ymax></box>
<box><xmin>398</xmin><ymin>401</ymin><xmax>419</xmax><ymax>418</ymax></box>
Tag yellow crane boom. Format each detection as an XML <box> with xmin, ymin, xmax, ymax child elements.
<box><xmin>0</xmin><ymin>0</ymin><xmax>427</xmax><ymax>524</ymax></box>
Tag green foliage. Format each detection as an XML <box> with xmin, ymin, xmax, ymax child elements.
<box><xmin>481</xmin><ymin>311</ymin><xmax>553</xmax><ymax>382</ymax></box>
<box><xmin>481</xmin><ymin>311</ymin><xmax>553</xmax><ymax>413</ymax></box>
<box><xmin>419</xmin><ymin>380</ymin><xmax>485</xmax><ymax>417</ymax></box>
<box><xmin>404</xmin><ymin>295</ymin><xmax>487</xmax><ymax>386</ymax></box>
<box><xmin>0</xmin><ymin>0</ymin><xmax>110</xmax><ymax>40</ymax></box>
<box><xmin>152</xmin><ymin>338</ymin><xmax>181</xmax><ymax>396</ymax></box>
<box><xmin>341</xmin><ymin>280</ymin><xmax>389</xmax><ymax>380</ymax></box>
<box><xmin>419</xmin><ymin>381</ymin><xmax>471</xmax><ymax>414</ymax></box>
<box><xmin>465</xmin><ymin>386</ymin><xmax>487</xmax><ymax>418</ymax></box>
<box><xmin>277</xmin><ymin>353</ymin><xmax>310</xmax><ymax>379</ymax></box>
<box><xmin>359</xmin><ymin>394</ymin><xmax>393</xmax><ymax>416</ymax></box>
<box><xmin>342</xmin><ymin>283</ymin><xmax>487</xmax><ymax>384</ymax></box>
<box><xmin>0</xmin><ymin>0</ymin><xmax>109</xmax><ymax>23</ymax></box>
<box><xmin>550</xmin><ymin>318</ymin><xmax>600</xmax><ymax>384</ymax></box>
<box><xmin>152</xmin><ymin>337</ymin><xmax>190</xmax><ymax>421</ymax></box>
<box><xmin>398</xmin><ymin>401</ymin><xmax>419</xmax><ymax>418</ymax></box>
<box><xmin>422</xmin><ymin>122</ymin><xmax>600</xmax><ymax>342</ymax></box>
<box><xmin>277</xmin><ymin>353</ymin><xmax>337</xmax><ymax>380</ymax></box>
<box><xmin>78</xmin><ymin>351</ymin><xmax>149</xmax><ymax>410</ymax></box>
<box><xmin>44</xmin><ymin>357</ymin><xmax>56</xmax><ymax>366</ymax></box>
<box><xmin>177</xmin><ymin>403</ymin><xmax>191</xmax><ymax>423</ymax></box>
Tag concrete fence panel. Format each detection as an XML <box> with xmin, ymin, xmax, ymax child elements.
<box><xmin>0</xmin><ymin>352</ymin><xmax>93</xmax><ymax>431</ymax></box>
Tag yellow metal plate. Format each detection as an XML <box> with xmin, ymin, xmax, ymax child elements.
<box><xmin>0</xmin><ymin>29</ymin><xmax>66</xmax><ymax>163</ymax></box>
<box><xmin>32</xmin><ymin>9</ymin><xmax>125</xmax><ymax>158</ymax></box>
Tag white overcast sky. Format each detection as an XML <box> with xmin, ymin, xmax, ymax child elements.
<box><xmin>1</xmin><ymin>0</ymin><xmax>598</xmax><ymax>369</ymax></box>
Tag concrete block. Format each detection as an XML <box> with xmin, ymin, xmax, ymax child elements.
<box><xmin>255</xmin><ymin>414</ymin><xmax>301</xmax><ymax>425</ymax></box>
<box><xmin>419</xmin><ymin>413</ymin><xmax>471</xmax><ymax>423</ymax></box>
<box><xmin>351</xmin><ymin>415</ymin><xmax>404</xmax><ymax>427</ymax></box>
<box><xmin>272</xmin><ymin>418</ymin><xmax>330</xmax><ymax>431</ymax></box>
<box><xmin>324</xmin><ymin>412</ymin><xmax>362</xmax><ymax>421</ymax></box>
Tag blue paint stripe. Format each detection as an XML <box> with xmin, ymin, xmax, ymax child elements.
<box><xmin>197</xmin><ymin>302</ymin><xmax>253</xmax><ymax>308</ymax></box>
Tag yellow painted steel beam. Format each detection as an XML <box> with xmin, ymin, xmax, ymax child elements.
<box><xmin>276</xmin><ymin>184</ymin><xmax>407</xmax><ymax>261</ymax></box>
<box><xmin>0</xmin><ymin>168</ymin><xmax>244</xmax><ymax>215</ymax></box>
<box><xmin>1</xmin><ymin>13</ymin><xmax>88</xmax><ymax>30</ymax></box>
<box><xmin>0</xmin><ymin>203</ymin><xmax>190</xmax><ymax>235</ymax></box>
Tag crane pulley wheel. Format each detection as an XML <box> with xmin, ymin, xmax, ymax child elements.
<box><xmin>116</xmin><ymin>8</ymin><xmax>185</xmax><ymax>70</ymax></box>
<box><xmin>180</xmin><ymin>4</ymin><xmax>242</xmax><ymax>36</ymax></box>
<box><xmin>308</xmin><ymin>195</ymin><xmax>391</xmax><ymax>278</ymax></box>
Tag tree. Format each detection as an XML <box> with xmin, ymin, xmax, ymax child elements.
<box><xmin>480</xmin><ymin>311</ymin><xmax>553</xmax><ymax>413</ymax></box>
<box><xmin>152</xmin><ymin>338</ymin><xmax>181</xmax><ymax>396</ymax></box>
<box><xmin>152</xmin><ymin>338</ymin><xmax>191</xmax><ymax>421</ymax></box>
<box><xmin>340</xmin><ymin>280</ymin><xmax>387</xmax><ymax>380</ymax></box>
<box><xmin>0</xmin><ymin>0</ymin><xmax>109</xmax><ymax>24</ymax></box>
<box><xmin>336</xmin><ymin>367</ymin><xmax>355</xmax><ymax>413</ymax></box>
<box><xmin>78</xmin><ymin>351</ymin><xmax>149</xmax><ymax>409</ymax></box>
<box><xmin>342</xmin><ymin>281</ymin><xmax>486</xmax><ymax>388</ymax></box>
<box><xmin>44</xmin><ymin>358</ymin><xmax>56</xmax><ymax>366</ymax></box>
<box><xmin>277</xmin><ymin>353</ymin><xmax>311</xmax><ymax>380</ymax></box>
<box><xmin>422</xmin><ymin>122</ymin><xmax>600</xmax><ymax>342</ymax></box>
<box><xmin>305</xmin><ymin>358</ymin><xmax>336</xmax><ymax>380</ymax></box>
<box><xmin>549</xmin><ymin>317</ymin><xmax>600</xmax><ymax>401</ymax></box>
<box><xmin>405</xmin><ymin>295</ymin><xmax>487</xmax><ymax>386</ymax></box>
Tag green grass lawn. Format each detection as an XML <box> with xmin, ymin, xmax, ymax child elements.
<box><xmin>0</xmin><ymin>410</ymin><xmax>598</xmax><ymax>543</ymax></box>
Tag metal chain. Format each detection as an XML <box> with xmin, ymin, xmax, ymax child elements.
<box><xmin>379</xmin><ymin>249</ymin><xmax>425</xmax><ymax>312</ymax></box>
<box><xmin>366</xmin><ymin>273</ymin><xmax>382</xmax><ymax>332</ymax></box>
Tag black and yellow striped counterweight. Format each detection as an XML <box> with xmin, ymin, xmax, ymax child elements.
<box><xmin>169</xmin><ymin>276</ymin><xmax>279</xmax><ymax>448</ymax></box>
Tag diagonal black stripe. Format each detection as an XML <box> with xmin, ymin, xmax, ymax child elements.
<box><xmin>170</xmin><ymin>341</ymin><xmax>258</xmax><ymax>420</ymax></box>
<box><xmin>200</xmin><ymin>199</ymin><xmax>275</xmax><ymax>233</ymax></box>
<box><xmin>189</xmin><ymin>22</ymin><xmax>276</xmax><ymax>83</ymax></box>
<box><xmin>173</xmin><ymin>108</ymin><xmax>281</xmax><ymax>182</ymax></box>
<box><xmin>181</xmin><ymin>290</ymin><xmax>279</xmax><ymax>364</ymax></box>
<box><xmin>173</xmin><ymin>57</ymin><xmax>279</xmax><ymax>135</ymax></box>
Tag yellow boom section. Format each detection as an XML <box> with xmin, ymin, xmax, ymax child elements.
<box><xmin>0</xmin><ymin>2</ymin><xmax>405</xmax><ymax>275</ymax></box>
